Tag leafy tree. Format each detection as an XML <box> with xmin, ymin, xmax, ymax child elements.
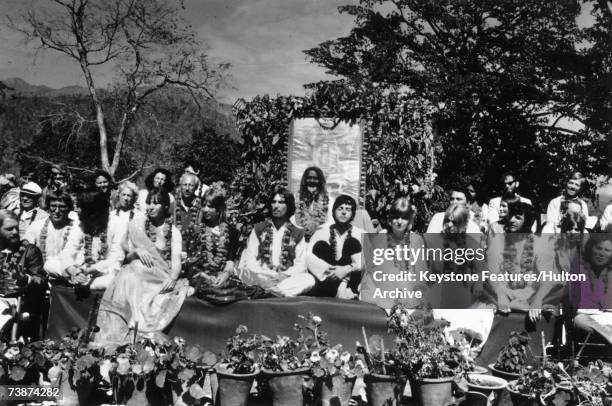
<box><xmin>12</xmin><ymin>0</ymin><xmax>228</xmax><ymax>177</ymax></box>
<box><xmin>305</xmin><ymin>0</ymin><xmax>607</xmax><ymax>204</ymax></box>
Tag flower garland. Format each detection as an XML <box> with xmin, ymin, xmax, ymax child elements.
<box><xmin>501</xmin><ymin>234</ymin><xmax>535</xmax><ymax>289</ymax></box>
<box><xmin>39</xmin><ymin>218</ymin><xmax>72</xmax><ymax>261</ymax></box>
<box><xmin>145</xmin><ymin>217</ymin><xmax>173</xmax><ymax>261</ymax></box>
<box><xmin>175</xmin><ymin>196</ymin><xmax>201</xmax><ymax>232</ymax></box>
<box><xmin>387</xmin><ymin>231</ymin><xmax>411</xmax><ymax>272</ymax></box>
<box><xmin>83</xmin><ymin>230</ymin><xmax>108</xmax><ymax>266</ymax></box>
<box><xmin>294</xmin><ymin>195</ymin><xmax>328</xmax><ymax>241</ymax></box>
<box><xmin>329</xmin><ymin>224</ymin><xmax>352</xmax><ymax>263</ymax></box>
<box><xmin>0</xmin><ymin>243</ymin><xmax>28</xmax><ymax>295</ymax></box>
<box><xmin>257</xmin><ymin>220</ymin><xmax>296</xmax><ymax>271</ymax></box>
<box><xmin>196</xmin><ymin>223</ymin><xmax>230</xmax><ymax>276</ymax></box>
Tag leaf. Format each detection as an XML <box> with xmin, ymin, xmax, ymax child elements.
<box><xmin>9</xmin><ymin>365</ymin><xmax>26</xmax><ymax>382</ymax></box>
<box><xmin>201</xmin><ymin>351</ymin><xmax>217</xmax><ymax>367</ymax></box>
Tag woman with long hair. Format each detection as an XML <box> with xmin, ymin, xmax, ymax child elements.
<box><xmin>136</xmin><ymin>168</ymin><xmax>176</xmax><ymax>213</ymax></box>
<box><xmin>186</xmin><ymin>182</ymin><xmax>240</xmax><ymax>288</ymax></box>
<box><xmin>96</xmin><ymin>188</ymin><xmax>191</xmax><ymax>343</ymax></box>
<box><xmin>571</xmin><ymin>234</ymin><xmax>612</xmax><ymax>310</ymax></box>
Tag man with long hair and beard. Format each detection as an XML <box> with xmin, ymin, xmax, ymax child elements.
<box><xmin>0</xmin><ymin>210</ymin><xmax>46</xmax><ymax>339</ymax></box>
<box><xmin>293</xmin><ymin>166</ymin><xmax>329</xmax><ymax>241</ymax></box>
<box><xmin>60</xmin><ymin>190</ymin><xmax>128</xmax><ymax>290</ymax></box>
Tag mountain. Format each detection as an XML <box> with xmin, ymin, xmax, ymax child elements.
<box><xmin>1</xmin><ymin>77</ymin><xmax>88</xmax><ymax>97</ymax></box>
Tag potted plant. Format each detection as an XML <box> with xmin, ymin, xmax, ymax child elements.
<box><xmin>465</xmin><ymin>373</ymin><xmax>508</xmax><ymax>406</ymax></box>
<box><xmin>506</xmin><ymin>365</ymin><xmax>555</xmax><ymax>406</ymax></box>
<box><xmin>389</xmin><ymin>305</ymin><xmax>467</xmax><ymax>406</ymax></box>
<box><xmin>490</xmin><ymin>331</ymin><xmax>531</xmax><ymax>381</ymax></box>
<box><xmin>358</xmin><ymin>335</ymin><xmax>405</xmax><ymax>406</ymax></box>
<box><xmin>214</xmin><ymin>325</ymin><xmax>261</xmax><ymax>406</ymax></box>
<box><xmin>560</xmin><ymin>360</ymin><xmax>612</xmax><ymax>406</ymax></box>
<box><xmin>259</xmin><ymin>314</ymin><xmax>314</xmax><ymax>406</ymax></box>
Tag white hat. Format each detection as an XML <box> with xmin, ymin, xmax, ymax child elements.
<box><xmin>20</xmin><ymin>182</ymin><xmax>42</xmax><ymax>196</ymax></box>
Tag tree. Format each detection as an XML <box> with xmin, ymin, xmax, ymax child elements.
<box><xmin>305</xmin><ymin>0</ymin><xmax>607</xmax><ymax>203</ymax></box>
<box><xmin>12</xmin><ymin>0</ymin><xmax>228</xmax><ymax>178</ymax></box>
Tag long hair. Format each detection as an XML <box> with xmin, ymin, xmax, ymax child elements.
<box><xmin>144</xmin><ymin>168</ymin><xmax>175</xmax><ymax>192</ymax></box>
<box><xmin>114</xmin><ymin>181</ymin><xmax>139</xmax><ymax>210</ymax></box>
<box><xmin>386</xmin><ymin>197</ymin><xmax>415</xmax><ymax>233</ymax></box>
<box><xmin>145</xmin><ymin>188</ymin><xmax>172</xmax><ymax>218</ymax></box>
<box><xmin>298</xmin><ymin>166</ymin><xmax>327</xmax><ymax>203</ymax></box>
<box><xmin>202</xmin><ymin>182</ymin><xmax>227</xmax><ymax>223</ymax></box>
<box><xmin>78</xmin><ymin>190</ymin><xmax>110</xmax><ymax>235</ymax></box>
<box><xmin>267</xmin><ymin>185</ymin><xmax>296</xmax><ymax>218</ymax></box>
<box><xmin>505</xmin><ymin>202</ymin><xmax>536</xmax><ymax>233</ymax></box>
<box><xmin>582</xmin><ymin>234</ymin><xmax>612</xmax><ymax>275</ymax></box>
<box><xmin>443</xmin><ymin>204</ymin><xmax>469</xmax><ymax>235</ymax></box>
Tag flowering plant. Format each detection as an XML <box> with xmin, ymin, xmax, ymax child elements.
<box><xmin>388</xmin><ymin>304</ymin><xmax>470</xmax><ymax>379</ymax></box>
<box><xmin>218</xmin><ymin>325</ymin><xmax>261</xmax><ymax>374</ymax></box>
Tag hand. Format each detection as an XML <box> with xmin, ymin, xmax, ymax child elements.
<box><xmin>529</xmin><ymin>298</ymin><xmax>544</xmax><ymax>322</ymax></box>
<box><xmin>326</xmin><ymin>265</ymin><xmax>353</xmax><ymax>281</ymax></box>
<box><xmin>223</xmin><ymin>261</ymin><xmax>235</xmax><ymax>275</ymax></box>
<box><xmin>496</xmin><ymin>293</ymin><xmax>511</xmax><ymax>314</ymax></box>
<box><xmin>72</xmin><ymin>273</ymin><xmax>90</xmax><ymax>285</ymax></box>
<box><xmin>212</xmin><ymin>272</ymin><xmax>229</xmax><ymax>287</ymax></box>
<box><xmin>65</xmin><ymin>265</ymin><xmax>81</xmax><ymax>278</ymax></box>
<box><xmin>160</xmin><ymin>279</ymin><xmax>177</xmax><ymax>293</ymax></box>
<box><xmin>135</xmin><ymin>248</ymin><xmax>155</xmax><ymax>268</ymax></box>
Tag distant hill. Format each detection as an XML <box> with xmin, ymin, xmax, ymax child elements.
<box><xmin>1</xmin><ymin>77</ymin><xmax>89</xmax><ymax>97</ymax></box>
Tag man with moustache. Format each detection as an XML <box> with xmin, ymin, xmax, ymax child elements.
<box><xmin>488</xmin><ymin>172</ymin><xmax>532</xmax><ymax>224</ymax></box>
<box><xmin>17</xmin><ymin>182</ymin><xmax>48</xmax><ymax>238</ymax></box>
<box><xmin>0</xmin><ymin>210</ymin><xmax>46</xmax><ymax>339</ymax></box>
<box><xmin>294</xmin><ymin>166</ymin><xmax>329</xmax><ymax>241</ymax></box>
<box><xmin>546</xmin><ymin>172</ymin><xmax>589</xmax><ymax>228</ymax></box>
<box><xmin>238</xmin><ymin>186</ymin><xmax>315</xmax><ymax>297</ymax></box>
<box><xmin>24</xmin><ymin>191</ymin><xmax>80</xmax><ymax>280</ymax></box>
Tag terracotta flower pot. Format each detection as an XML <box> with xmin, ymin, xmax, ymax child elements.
<box><xmin>263</xmin><ymin>368</ymin><xmax>310</xmax><ymax>406</ymax></box>
<box><xmin>471</xmin><ymin>365</ymin><xmax>489</xmax><ymax>374</ymax></box>
<box><xmin>506</xmin><ymin>380</ymin><xmax>542</xmax><ymax>406</ymax></box>
<box><xmin>466</xmin><ymin>373</ymin><xmax>507</xmax><ymax>406</ymax></box>
<box><xmin>214</xmin><ymin>368</ymin><xmax>259</xmax><ymax>406</ymax></box>
<box><xmin>489</xmin><ymin>363</ymin><xmax>521</xmax><ymax>381</ymax></box>
<box><xmin>413</xmin><ymin>376</ymin><xmax>454</xmax><ymax>406</ymax></box>
<box><xmin>315</xmin><ymin>374</ymin><xmax>356</xmax><ymax>406</ymax></box>
<box><xmin>363</xmin><ymin>373</ymin><xmax>405</xmax><ymax>406</ymax></box>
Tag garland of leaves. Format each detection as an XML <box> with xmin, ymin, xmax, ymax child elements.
<box><xmin>175</xmin><ymin>196</ymin><xmax>201</xmax><ymax>232</ymax></box>
<box><xmin>195</xmin><ymin>223</ymin><xmax>230</xmax><ymax>276</ymax></box>
<box><xmin>329</xmin><ymin>224</ymin><xmax>353</xmax><ymax>262</ymax></box>
<box><xmin>387</xmin><ymin>230</ymin><xmax>411</xmax><ymax>272</ymax></box>
<box><xmin>501</xmin><ymin>234</ymin><xmax>535</xmax><ymax>290</ymax></box>
<box><xmin>145</xmin><ymin>217</ymin><xmax>173</xmax><ymax>261</ymax></box>
<box><xmin>83</xmin><ymin>230</ymin><xmax>108</xmax><ymax>266</ymax></box>
<box><xmin>0</xmin><ymin>243</ymin><xmax>28</xmax><ymax>295</ymax></box>
<box><xmin>39</xmin><ymin>218</ymin><xmax>72</xmax><ymax>260</ymax></box>
<box><xmin>257</xmin><ymin>220</ymin><xmax>296</xmax><ymax>271</ymax></box>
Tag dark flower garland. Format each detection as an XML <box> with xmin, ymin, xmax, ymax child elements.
<box><xmin>501</xmin><ymin>234</ymin><xmax>535</xmax><ymax>289</ymax></box>
<box><xmin>329</xmin><ymin>224</ymin><xmax>352</xmax><ymax>262</ymax></box>
<box><xmin>175</xmin><ymin>196</ymin><xmax>201</xmax><ymax>232</ymax></box>
<box><xmin>145</xmin><ymin>217</ymin><xmax>173</xmax><ymax>261</ymax></box>
<box><xmin>39</xmin><ymin>218</ymin><xmax>72</xmax><ymax>260</ymax></box>
<box><xmin>196</xmin><ymin>223</ymin><xmax>230</xmax><ymax>276</ymax></box>
<box><xmin>294</xmin><ymin>194</ymin><xmax>329</xmax><ymax>241</ymax></box>
<box><xmin>0</xmin><ymin>243</ymin><xmax>28</xmax><ymax>295</ymax></box>
<box><xmin>257</xmin><ymin>220</ymin><xmax>296</xmax><ymax>271</ymax></box>
<box><xmin>83</xmin><ymin>230</ymin><xmax>108</xmax><ymax>266</ymax></box>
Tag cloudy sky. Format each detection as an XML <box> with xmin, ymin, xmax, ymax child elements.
<box><xmin>0</xmin><ymin>0</ymin><xmax>355</xmax><ymax>102</ymax></box>
<box><xmin>0</xmin><ymin>1</ymin><xmax>594</xmax><ymax>103</ymax></box>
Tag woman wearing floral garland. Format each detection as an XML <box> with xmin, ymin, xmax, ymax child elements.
<box><xmin>307</xmin><ymin>194</ymin><xmax>365</xmax><ymax>299</ymax></box>
<box><xmin>571</xmin><ymin>234</ymin><xmax>612</xmax><ymax>310</ymax></box>
<box><xmin>186</xmin><ymin>182</ymin><xmax>240</xmax><ymax>287</ymax></box>
<box><xmin>96</xmin><ymin>188</ymin><xmax>191</xmax><ymax>343</ymax></box>
<box><xmin>293</xmin><ymin>166</ymin><xmax>329</xmax><ymax>242</ymax></box>
<box><xmin>61</xmin><ymin>190</ymin><xmax>128</xmax><ymax>290</ymax></box>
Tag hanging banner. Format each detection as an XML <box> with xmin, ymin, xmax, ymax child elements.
<box><xmin>287</xmin><ymin>118</ymin><xmax>364</xmax><ymax>205</ymax></box>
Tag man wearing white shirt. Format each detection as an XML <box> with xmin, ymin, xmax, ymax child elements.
<box><xmin>60</xmin><ymin>190</ymin><xmax>128</xmax><ymax>290</ymax></box>
<box><xmin>546</xmin><ymin>172</ymin><xmax>589</xmax><ymax>228</ymax></box>
<box><xmin>17</xmin><ymin>182</ymin><xmax>48</xmax><ymax>238</ymax></box>
<box><xmin>600</xmin><ymin>202</ymin><xmax>612</xmax><ymax>231</ymax></box>
<box><xmin>488</xmin><ymin>172</ymin><xmax>532</xmax><ymax>224</ymax></box>
<box><xmin>24</xmin><ymin>191</ymin><xmax>80</xmax><ymax>279</ymax></box>
<box><xmin>426</xmin><ymin>186</ymin><xmax>481</xmax><ymax>234</ymax></box>
<box><xmin>238</xmin><ymin>186</ymin><xmax>314</xmax><ymax>297</ymax></box>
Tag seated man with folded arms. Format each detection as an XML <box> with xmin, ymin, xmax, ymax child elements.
<box><xmin>238</xmin><ymin>186</ymin><xmax>315</xmax><ymax>297</ymax></box>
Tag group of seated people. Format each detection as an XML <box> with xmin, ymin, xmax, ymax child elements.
<box><xmin>0</xmin><ymin>164</ymin><xmax>610</xmax><ymax>346</ymax></box>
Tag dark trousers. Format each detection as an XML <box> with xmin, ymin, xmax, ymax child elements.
<box><xmin>308</xmin><ymin>238</ymin><xmax>362</xmax><ymax>297</ymax></box>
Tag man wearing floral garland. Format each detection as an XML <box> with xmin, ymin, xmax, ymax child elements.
<box><xmin>17</xmin><ymin>182</ymin><xmax>49</xmax><ymax>238</ymax></box>
<box><xmin>0</xmin><ymin>210</ymin><xmax>46</xmax><ymax>339</ymax></box>
<box><xmin>293</xmin><ymin>166</ymin><xmax>329</xmax><ymax>242</ymax></box>
<box><xmin>238</xmin><ymin>186</ymin><xmax>315</xmax><ymax>297</ymax></box>
<box><xmin>24</xmin><ymin>190</ymin><xmax>80</xmax><ymax>281</ymax></box>
<box><xmin>174</xmin><ymin>172</ymin><xmax>203</xmax><ymax>256</ymax></box>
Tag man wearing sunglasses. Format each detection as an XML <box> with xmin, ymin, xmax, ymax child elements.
<box><xmin>488</xmin><ymin>172</ymin><xmax>532</xmax><ymax>224</ymax></box>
